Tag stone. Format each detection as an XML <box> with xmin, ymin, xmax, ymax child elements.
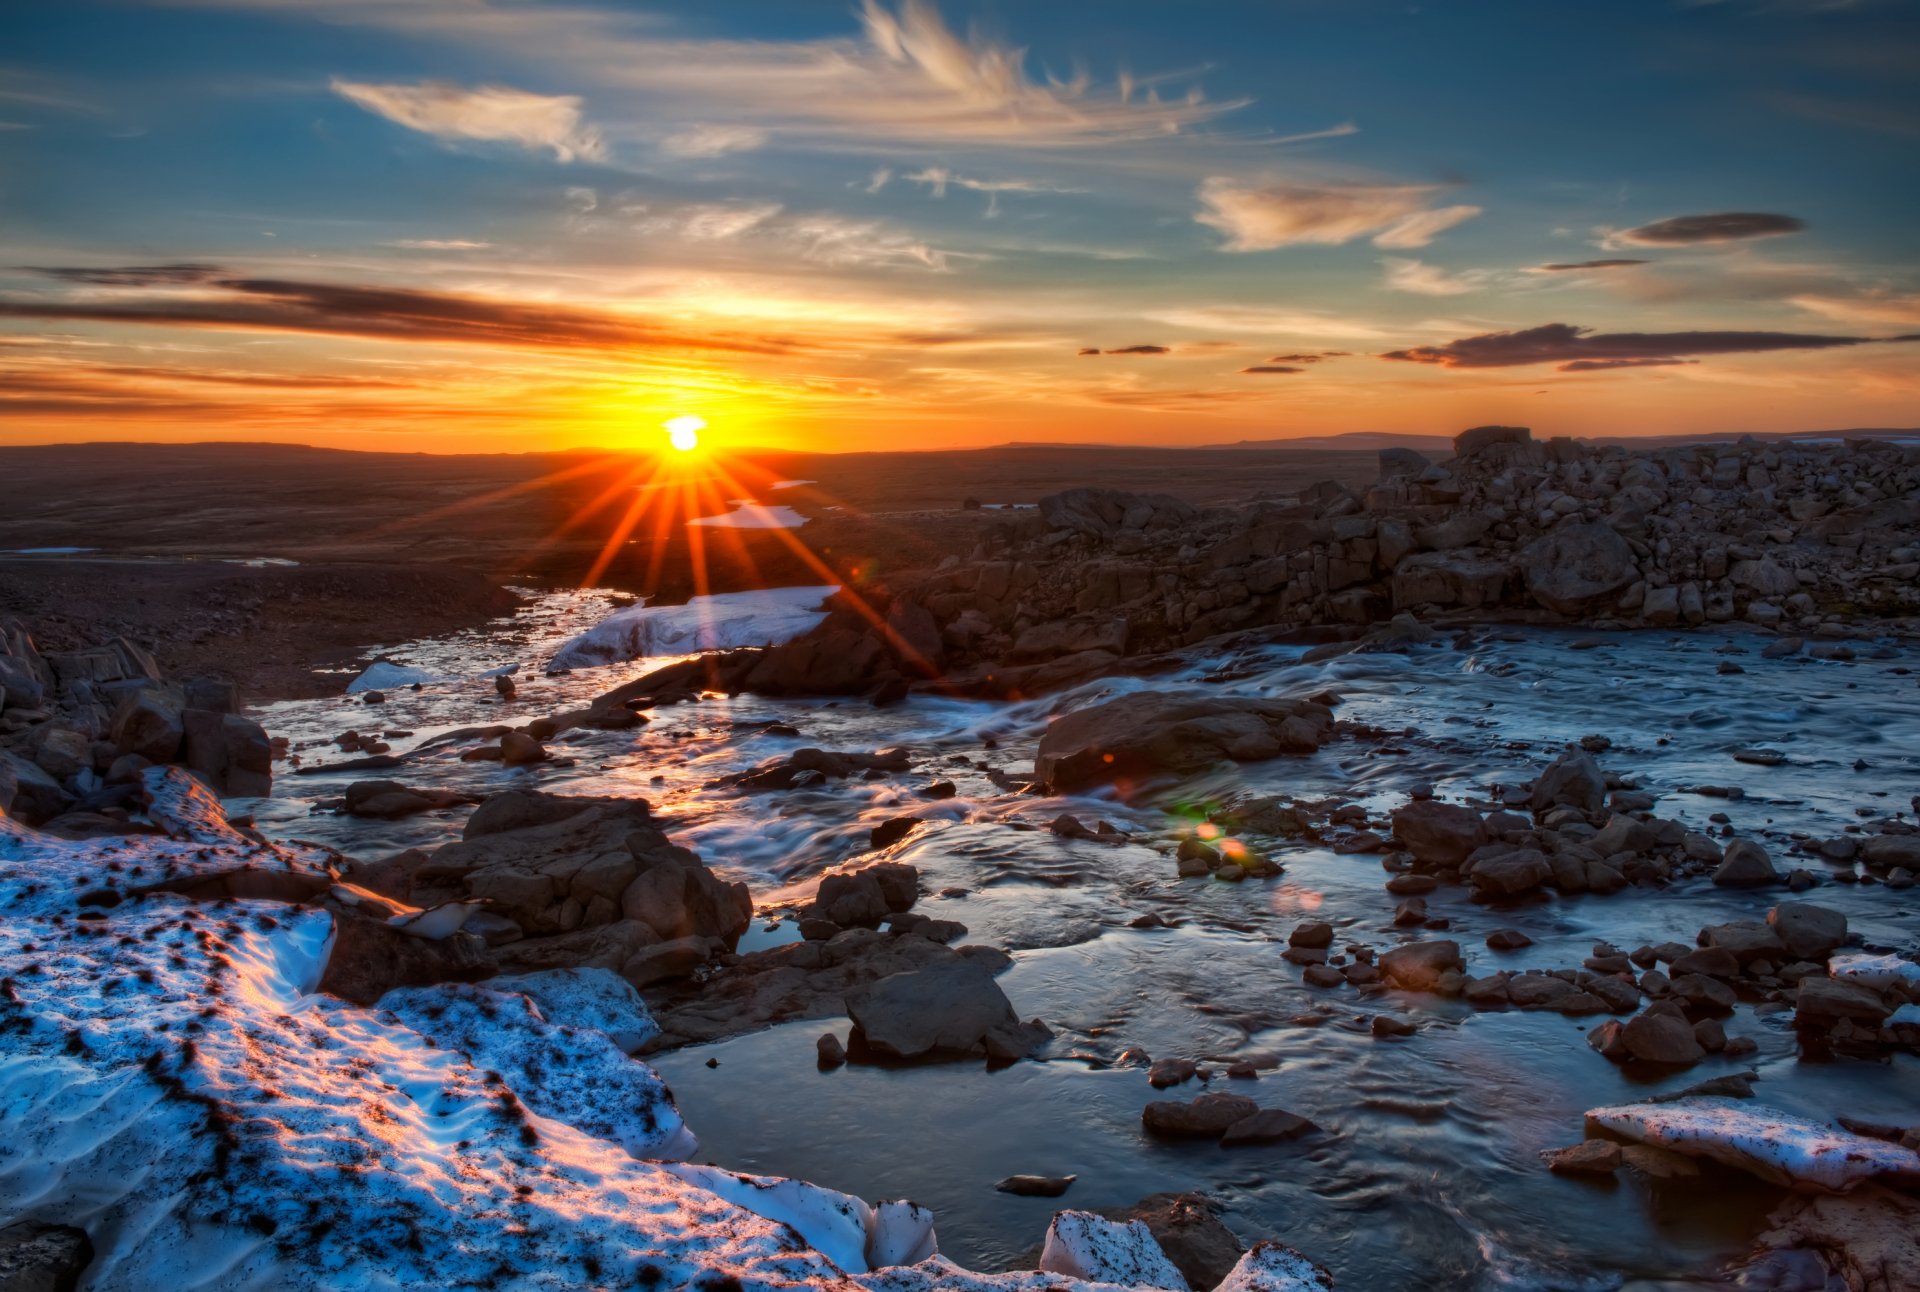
<box><xmin>1530</xmin><ymin>749</ymin><xmax>1606</xmax><ymax>814</ymax></box>
<box><xmin>1518</xmin><ymin>523</ymin><xmax>1638</xmax><ymax>615</ymax></box>
<box><xmin>1454</xmin><ymin>424</ymin><xmax>1531</xmax><ymax>457</ymax></box>
<box><xmin>1390</xmin><ymin>800</ymin><xmax>1488</xmax><ymax>865</ymax></box>
<box><xmin>1794</xmin><ymin>978</ymin><xmax>1893</xmax><ymax>1028</ymax></box>
<box><xmin>1486</xmin><ymin>929</ymin><xmax>1532</xmax><ymax>951</ymax></box>
<box><xmin>1141</xmin><ymin>1092</ymin><xmax>1260</xmax><ymax>1139</ymax></box>
<box><xmin>1713</xmin><ymin>838</ymin><xmax>1780</xmax><ymax>888</ymax></box>
<box><xmin>869</xmin><ymin>816</ymin><xmax>921</xmax><ymax>850</ymax></box>
<box><xmin>1095</xmin><ymin>1194</ymin><xmax>1246</xmax><ymax>1292</ymax></box>
<box><xmin>1545</xmin><ymin>1140</ymin><xmax>1621</xmax><ymax>1175</ymax></box>
<box><xmin>1219</xmin><ymin>1108</ymin><xmax>1319</xmax><ymax>1146</ymax></box>
<box><xmin>1469</xmin><ymin>849</ymin><xmax>1553</xmax><ymax>897</ymax></box>
<box><xmin>1379</xmin><ymin>940</ymin><xmax>1463</xmax><ymax>991</ymax></box>
<box><xmin>817</xmin><ymin>1032</ymin><xmax>847</xmax><ymax>1067</ymax></box>
<box><xmin>1288</xmin><ymin>921</ymin><xmax>1334</xmax><ymax>950</ymax></box>
<box><xmin>500</xmin><ymin>731</ymin><xmax>547</xmax><ymax>766</ymax></box>
<box><xmin>1148</xmin><ymin>1057</ymin><xmax>1197</xmax><ymax>1088</ymax></box>
<box><xmin>0</xmin><ymin>1221</ymin><xmax>92</xmax><ymax>1292</ymax></box>
<box><xmin>1618</xmin><ymin>1010</ymin><xmax>1707</xmax><ymax>1065</ymax></box>
<box><xmin>110</xmin><ymin>687</ymin><xmax>184</xmax><ymax>763</ymax></box>
<box><xmin>846</xmin><ymin>956</ymin><xmax>1046</xmax><ymax>1061</ymax></box>
<box><xmin>1033</xmin><ymin>691</ymin><xmax>1330</xmax><ymax>794</ymax></box>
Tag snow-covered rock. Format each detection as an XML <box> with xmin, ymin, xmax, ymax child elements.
<box><xmin>548</xmin><ymin>585</ymin><xmax>838</xmax><ymax>669</ymax></box>
<box><xmin>490</xmin><ymin>966</ymin><xmax>662</xmax><ymax>1052</ymax></box>
<box><xmin>1040</xmin><ymin>1211</ymin><xmax>1189</xmax><ymax>1290</ymax></box>
<box><xmin>378</xmin><ymin>981</ymin><xmax>695</xmax><ymax>1160</ymax></box>
<box><xmin>1584</xmin><ymin>1097</ymin><xmax>1920</xmax><ymax>1191</ymax></box>
<box><xmin>1828</xmin><ymin>952</ymin><xmax>1920</xmax><ymax>990</ymax></box>
<box><xmin>1214</xmin><ymin>1243</ymin><xmax>1335</xmax><ymax>1292</ymax></box>
<box><xmin>688</xmin><ymin>501</ymin><xmax>809</xmax><ymax>529</ymax></box>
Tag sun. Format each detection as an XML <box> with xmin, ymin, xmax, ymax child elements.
<box><xmin>664</xmin><ymin>415</ymin><xmax>705</xmax><ymax>453</ymax></box>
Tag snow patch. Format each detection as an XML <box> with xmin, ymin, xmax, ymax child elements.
<box><xmin>1215</xmin><ymin>1243</ymin><xmax>1335</xmax><ymax>1292</ymax></box>
<box><xmin>1584</xmin><ymin>1097</ymin><xmax>1920</xmax><ymax>1191</ymax></box>
<box><xmin>490</xmin><ymin>966</ymin><xmax>662</xmax><ymax>1053</ymax></box>
<box><xmin>345</xmin><ymin>660</ymin><xmax>445</xmax><ymax>693</ymax></box>
<box><xmin>549</xmin><ymin>584</ymin><xmax>838</xmax><ymax>669</ymax></box>
<box><xmin>661</xmin><ymin>1163</ymin><xmax>878</xmax><ymax>1273</ymax></box>
<box><xmin>378</xmin><ymin>981</ymin><xmax>695</xmax><ymax>1160</ymax></box>
<box><xmin>688</xmin><ymin>500</ymin><xmax>809</xmax><ymax>530</ymax></box>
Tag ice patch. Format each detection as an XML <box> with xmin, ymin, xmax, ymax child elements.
<box><xmin>490</xmin><ymin>966</ymin><xmax>662</xmax><ymax>1052</ymax></box>
<box><xmin>661</xmin><ymin>1163</ymin><xmax>879</xmax><ymax>1272</ymax></box>
<box><xmin>688</xmin><ymin>500</ymin><xmax>809</xmax><ymax>529</ymax></box>
<box><xmin>1584</xmin><ymin>1097</ymin><xmax>1920</xmax><ymax>1191</ymax></box>
<box><xmin>1829</xmin><ymin>952</ymin><xmax>1920</xmax><ymax>989</ymax></box>
<box><xmin>1040</xmin><ymin>1211</ymin><xmax>1188</xmax><ymax>1290</ymax></box>
<box><xmin>345</xmin><ymin>660</ymin><xmax>446</xmax><ymax>693</ymax></box>
<box><xmin>548</xmin><ymin>584</ymin><xmax>837</xmax><ymax>670</ymax></box>
<box><xmin>378</xmin><ymin>982</ymin><xmax>695</xmax><ymax>1160</ymax></box>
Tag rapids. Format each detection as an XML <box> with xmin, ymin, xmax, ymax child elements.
<box><xmin>247</xmin><ymin>589</ymin><xmax>1920</xmax><ymax>1291</ymax></box>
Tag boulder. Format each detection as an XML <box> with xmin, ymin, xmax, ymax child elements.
<box><xmin>846</xmin><ymin>956</ymin><xmax>1047</xmax><ymax>1061</ymax></box>
<box><xmin>1391</xmin><ymin>552</ymin><xmax>1509</xmax><ymax>610</ymax></box>
<box><xmin>1096</xmin><ymin>1194</ymin><xmax>1246</xmax><ymax>1292</ymax></box>
<box><xmin>1713</xmin><ymin>839</ymin><xmax>1780</xmax><ymax>888</ymax></box>
<box><xmin>1391</xmin><ymin>800</ymin><xmax>1488</xmax><ymax>866</ymax></box>
<box><xmin>809</xmin><ymin>862</ymin><xmax>918</xmax><ymax>927</ymax></box>
<box><xmin>1033</xmin><ymin>691</ymin><xmax>1330</xmax><ymax>795</ymax></box>
<box><xmin>1618</xmin><ymin>1009</ymin><xmax>1707</xmax><ymax>1065</ymax></box>
<box><xmin>0</xmin><ymin>1222</ymin><xmax>92</xmax><ymax>1292</ymax></box>
<box><xmin>1141</xmin><ymin>1092</ymin><xmax>1260</xmax><ymax>1140</ymax></box>
<box><xmin>1518</xmin><ymin>523</ymin><xmax>1638</xmax><ymax>615</ymax></box>
<box><xmin>1530</xmin><ymin>749</ymin><xmax>1606</xmax><ymax>815</ymax></box>
<box><xmin>1454</xmin><ymin>424</ymin><xmax>1531</xmax><ymax>457</ymax></box>
<box><xmin>109</xmin><ymin>687</ymin><xmax>185</xmax><ymax>763</ymax></box>
<box><xmin>1380</xmin><ymin>940</ymin><xmax>1464</xmax><ymax>991</ymax></box>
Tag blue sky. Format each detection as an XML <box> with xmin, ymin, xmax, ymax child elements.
<box><xmin>2</xmin><ymin>0</ymin><xmax>1916</xmax><ymax>451</ymax></box>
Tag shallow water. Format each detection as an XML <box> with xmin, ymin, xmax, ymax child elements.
<box><xmin>251</xmin><ymin>594</ymin><xmax>1920</xmax><ymax>1290</ymax></box>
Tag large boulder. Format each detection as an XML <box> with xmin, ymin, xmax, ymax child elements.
<box><xmin>845</xmin><ymin>956</ymin><xmax>1048</xmax><ymax>1061</ymax></box>
<box><xmin>1391</xmin><ymin>800</ymin><xmax>1488</xmax><ymax>866</ymax></box>
<box><xmin>1518</xmin><ymin>523</ymin><xmax>1638</xmax><ymax>615</ymax></box>
<box><xmin>1380</xmin><ymin>940</ymin><xmax>1464</xmax><ymax>991</ymax></box>
<box><xmin>1713</xmin><ymin>838</ymin><xmax>1780</xmax><ymax>888</ymax></box>
<box><xmin>1454</xmin><ymin>425</ymin><xmax>1531</xmax><ymax>457</ymax></box>
<box><xmin>1391</xmin><ymin>552</ymin><xmax>1509</xmax><ymax>610</ymax></box>
<box><xmin>1034</xmin><ymin>691</ymin><xmax>1330</xmax><ymax>794</ymax></box>
<box><xmin>1039</xmin><ymin>487</ymin><xmax>1199</xmax><ymax>539</ymax></box>
<box><xmin>110</xmin><ymin>687</ymin><xmax>186</xmax><ymax>763</ymax></box>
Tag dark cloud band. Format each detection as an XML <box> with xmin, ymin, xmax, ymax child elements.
<box><xmin>1615</xmin><ymin>213</ymin><xmax>1805</xmax><ymax>245</ymax></box>
<box><xmin>1381</xmin><ymin>321</ymin><xmax>1913</xmax><ymax>370</ymax></box>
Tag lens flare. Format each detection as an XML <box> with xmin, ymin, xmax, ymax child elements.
<box><xmin>664</xmin><ymin>415</ymin><xmax>704</xmax><ymax>453</ymax></box>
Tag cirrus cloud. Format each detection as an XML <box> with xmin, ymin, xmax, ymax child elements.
<box><xmin>1196</xmin><ymin>176</ymin><xmax>1481</xmax><ymax>252</ymax></box>
<box><xmin>331</xmin><ymin>79</ymin><xmax>606</xmax><ymax>162</ymax></box>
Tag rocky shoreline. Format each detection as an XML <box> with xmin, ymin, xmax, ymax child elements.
<box><xmin>2</xmin><ymin>428</ymin><xmax>1918</xmax><ymax>1290</ymax></box>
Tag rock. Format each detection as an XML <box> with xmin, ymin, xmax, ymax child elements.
<box><xmin>1486</xmin><ymin>929</ymin><xmax>1532</xmax><ymax>951</ymax></box>
<box><xmin>621</xmin><ymin>936</ymin><xmax>712</xmax><ymax>987</ymax></box>
<box><xmin>1454</xmin><ymin>424</ymin><xmax>1531</xmax><ymax>457</ymax></box>
<box><xmin>1860</xmin><ymin>835</ymin><xmax>1920</xmax><ymax>870</ymax></box>
<box><xmin>1745</xmin><ymin>1184</ymin><xmax>1920</xmax><ymax>1292</ymax></box>
<box><xmin>1713</xmin><ymin>838</ymin><xmax>1780</xmax><ymax>888</ymax></box>
<box><xmin>1096</xmin><ymin>1194</ymin><xmax>1246</xmax><ymax>1292</ymax></box>
<box><xmin>1468</xmin><ymin>848</ymin><xmax>1553</xmax><ymax>896</ymax></box>
<box><xmin>1391</xmin><ymin>552</ymin><xmax>1509</xmax><ymax>610</ymax></box>
<box><xmin>1142</xmin><ymin>1092</ymin><xmax>1260</xmax><ymax>1140</ymax></box>
<box><xmin>1518</xmin><ymin>523</ymin><xmax>1638</xmax><ymax>615</ymax></box>
<box><xmin>0</xmin><ymin>1222</ymin><xmax>92</xmax><ymax>1292</ymax></box>
<box><xmin>869</xmin><ymin>816</ymin><xmax>921</xmax><ymax>850</ymax></box>
<box><xmin>1379</xmin><ymin>940</ymin><xmax>1464</xmax><ymax>991</ymax></box>
<box><xmin>1148</xmin><ymin>1057</ymin><xmax>1197</xmax><ymax>1088</ymax></box>
<box><xmin>1585</xmin><ymin>1097</ymin><xmax>1920</xmax><ymax>1191</ymax></box>
<box><xmin>1544</xmin><ymin>1140</ymin><xmax>1621</xmax><ymax>1175</ymax></box>
<box><xmin>1530</xmin><ymin>749</ymin><xmax>1607</xmax><ymax>815</ymax></box>
<box><xmin>1288</xmin><ymin>921</ymin><xmax>1333</xmax><ymax>950</ymax></box>
<box><xmin>1219</xmin><ymin>1108</ymin><xmax>1319</xmax><ymax>1146</ymax></box>
<box><xmin>1618</xmin><ymin>1009</ymin><xmax>1708</xmax><ymax>1065</ymax></box>
<box><xmin>1370</xmin><ymin>1014</ymin><xmax>1416</xmax><ymax>1039</ymax></box>
<box><xmin>722</xmin><ymin>746</ymin><xmax>912</xmax><ymax>791</ymax></box>
<box><xmin>817</xmin><ymin>1032</ymin><xmax>847</xmax><ymax>1067</ymax></box>
<box><xmin>1033</xmin><ymin>691</ymin><xmax>1330</xmax><ymax>794</ymax></box>
<box><xmin>1038</xmin><ymin>1211</ymin><xmax>1187</xmax><ymax>1291</ymax></box>
<box><xmin>500</xmin><ymin>731</ymin><xmax>547</xmax><ymax>766</ymax></box>
<box><xmin>109</xmin><ymin>687</ymin><xmax>185</xmax><ymax>763</ymax></box>
<box><xmin>997</xmin><ymin>1174</ymin><xmax>1076</xmax><ymax>1197</ymax></box>
<box><xmin>317</xmin><ymin>902</ymin><xmax>493</xmax><ymax>1006</ymax></box>
<box><xmin>810</xmin><ymin>862</ymin><xmax>918</xmax><ymax>927</ymax></box>
<box><xmin>845</xmin><ymin>956</ymin><xmax>1046</xmax><ymax>1061</ymax></box>
<box><xmin>1794</xmin><ymin>978</ymin><xmax>1893</xmax><ymax>1028</ymax></box>
<box><xmin>1391</xmin><ymin>800</ymin><xmax>1487</xmax><ymax>865</ymax></box>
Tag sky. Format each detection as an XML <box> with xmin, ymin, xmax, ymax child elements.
<box><xmin>1</xmin><ymin>0</ymin><xmax>1917</xmax><ymax>455</ymax></box>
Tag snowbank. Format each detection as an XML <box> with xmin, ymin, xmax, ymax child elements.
<box><xmin>345</xmin><ymin>660</ymin><xmax>445</xmax><ymax>694</ymax></box>
<box><xmin>1041</xmin><ymin>1212</ymin><xmax>1189</xmax><ymax>1289</ymax></box>
<box><xmin>1584</xmin><ymin>1097</ymin><xmax>1920</xmax><ymax>1191</ymax></box>
<box><xmin>1</xmin><ymin>781</ymin><xmax>1329</xmax><ymax>1292</ymax></box>
<box><xmin>548</xmin><ymin>584</ymin><xmax>838</xmax><ymax>670</ymax></box>
<box><xmin>490</xmin><ymin>966</ymin><xmax>662</xmax><ymax>1052</ymax></box>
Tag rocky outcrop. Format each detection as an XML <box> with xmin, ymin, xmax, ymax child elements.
<box><xmin>412</xmin><ymin>790</ymin><xmax>751</xmax><ymax>985</ymax></box>
<box><xmin>1033</xmin><ymin>691</ymin><xmax>1333</xmax><ymax>794</ymax></box>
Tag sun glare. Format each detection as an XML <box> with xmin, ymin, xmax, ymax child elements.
<box><xmin>664</xmin><ymin>415</ymin><xmax>705</xmax><ymax>453</ymax></box>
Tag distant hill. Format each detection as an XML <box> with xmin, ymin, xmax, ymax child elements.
<box><xmin>1197</xmin><ymin>432</ymin><xmax>1455</xmax><ymax>451</ymax></box>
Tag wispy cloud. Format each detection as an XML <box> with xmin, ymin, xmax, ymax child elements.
<box><xmin>1195</xmin><ymin>176</ymin><xmax>1480</xmax><ymax>251</ymax></box>
<box><xmin>1381</xmin><ymin>320</ymin><xmax>1914</xmax><ymax>369</ymax></box>
<box><xmin>1147</xmin><ymin>304</ymin><xmax>1390</xmax><ymax>339</ymax></box>
<box><xmin>1380</xmin><ymin>257</ymin><xmax>1485</xmax><ymax>295</ymax></box>
<box><xmin>1791</xmin><ymin>290</ymin><xmax>1920</xmax><ymax>326</ymax></box>
<box><xmin>331</xmin><ymin>79</ymin><xmax>606</xmax><ymax>162</ymax></box>
<box><xmin>1532</xmin><ymin>258</ymin><xmax>1649</xmax><ymax>272</ymax></box>
<box><xmin>384</xmin><ymin>239</ymin><xmax>494</xmax><ymax>251</ymax></box>
<box><xmin>903</xmin><ymin>166</ymin><xmax>1077</xmax><ymax>215</ymax></box>
<box><xmin>660</xmin><ymin>123</ymin><xmax>769</xmax><ymax>158</ymax></box>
